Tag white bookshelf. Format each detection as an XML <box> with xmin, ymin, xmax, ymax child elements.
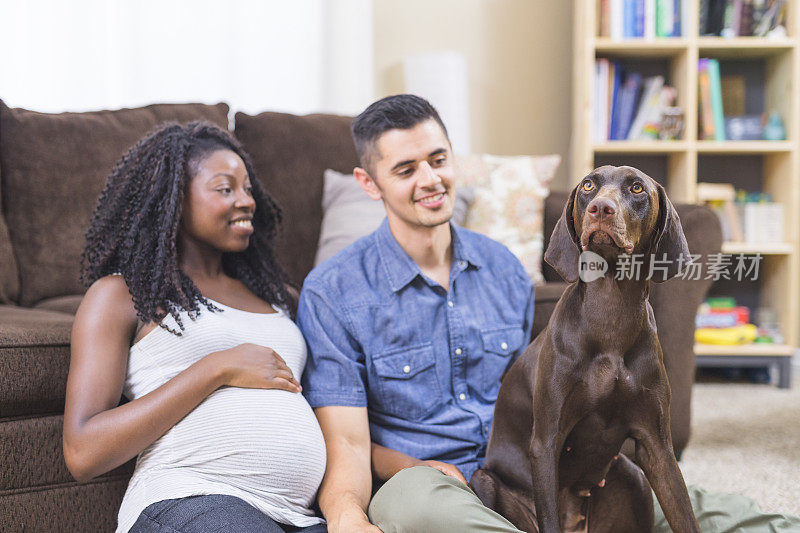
<box><xmin>572</xmin><ymin>0</ymin><xmax>800</xmax><ymax>359</ymax></box>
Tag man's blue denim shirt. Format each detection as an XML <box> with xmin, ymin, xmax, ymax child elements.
<box><xmin>298</xmin><ymin>219</ymin><xmax>535</xmax><ymax>481</ymax></box>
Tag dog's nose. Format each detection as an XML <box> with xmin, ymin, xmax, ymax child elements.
<box><xmin>587</xmin><ymin>197</ymin><xmax>617</xmax><ymax>221</ymax></box>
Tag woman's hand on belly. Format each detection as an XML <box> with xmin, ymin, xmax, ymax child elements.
<box><xmin>210</xmin><ymin>343</ymin><xmax>302</xmax><ymax>393</ymax></box>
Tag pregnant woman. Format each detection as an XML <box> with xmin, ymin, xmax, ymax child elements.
<box><xmin>62</xmin><ymin>121</ymin><xmax>326</xmax><ymax>533</ymax></box>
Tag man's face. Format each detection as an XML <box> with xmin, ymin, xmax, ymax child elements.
<box><xmin>366</xmin><ymin>119</ymin><xmax>456</xmax><ymax>231</ymax></box>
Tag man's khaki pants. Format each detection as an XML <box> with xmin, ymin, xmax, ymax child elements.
<box><xmin>367</xmin><ymin>466</ymin><xmax>523</xmax><ymax>533</ymax></box>
<box><xmin>366</xmin><ymin>466</ymin><xmax>800</xmax><ymax>533</ymax></box>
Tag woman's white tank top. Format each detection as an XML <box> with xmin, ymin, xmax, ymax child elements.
<box><xmin>115</xmin><ymin>299</ymin><xmax>326</xmax><ymax>533</ymax></box>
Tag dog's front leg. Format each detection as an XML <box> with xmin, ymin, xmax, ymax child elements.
<box><xmin>529</xmin><ymin>381</ymin><xmax>584</xmax><ymax>533</ymax></box>
<box><xmin>529</xmin><ymin>412</ymin><xmax>562</xmax><ymax>533</ymax></box>
<box><xmin>633</xmin><ymin>402</ymin><xmax>699</xmax><ymax>533</ymax></box>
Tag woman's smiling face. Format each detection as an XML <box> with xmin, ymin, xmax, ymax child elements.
<box><xmin>179</xmin><ymin>149</ymin><xmax>256</xmax><ymax>254</ymax></box>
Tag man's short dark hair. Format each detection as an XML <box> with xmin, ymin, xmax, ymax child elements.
<box><xmin>351</xmin><ymin>94</ymin><xmax>449</xmax><ymax>175</ymax></box>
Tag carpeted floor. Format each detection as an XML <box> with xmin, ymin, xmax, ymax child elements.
<box><xmin>677</xmin><ymin>371</ymin><xmax>800</xmax><ymax>516</ymax></box>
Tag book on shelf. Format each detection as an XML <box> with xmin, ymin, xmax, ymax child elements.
<box><xmin>699</xmin><ymin>0</ymin><xmax>710</xmax><ymax>36</ymax></box>
<box><xmin>701</xmin><ymin>0</ymin><xmax>786</xmax><ymax>37</ymax></box>
<box><xmin>614</xmin><ymin>72</ymin><xmax>642</xmax><ymax>139</ymax></box>
<box><xmin>697</xmin><ymin>182</ymin><xmax>744</xmax><ymax>242</ymax></box>
<box><xmin>598</xmin><ymin>0</ymin><xmax>682</xmax><ymax>37</ymax></box>
<box><xmin>594</xmin><ymin>61</ymin><xmax>677</xmax><ymax>141</ymax></box>
<box><xmin>698</xmin><ymin>59</ymin><xmax>714</xmax><ymax>139</ymax></box>
<box><xmin>697</xmin><ymin>183</ymin><xmax>787</xmax><ymax>244</ymax></box>
<box><xmin>594</xmin><ymin>59</ymin><xmax>609</xmax><ymax>141</ymax></box>
<box><xmin>698</xmin><ymin>58</ymin><xmax>725</xmax><ymax>141</ymax></box>
<box><xmin>707</xmin><ymin>59</ymin><xmax>726</xmax><ymax>141</ymax></box>
<box><xmin>627</xmin><ymin>75</ymin><xmax>668</xmax><ymax>140</ymax></box>
<box><xmin>753</xmin><ymin>0</ymin><xmax>787</xmax><ymax>36</ymax></box>
<box><xmin>608</xmin><ymin>62</ymin><xmax>624</xmax><ymax>139</ymax></box>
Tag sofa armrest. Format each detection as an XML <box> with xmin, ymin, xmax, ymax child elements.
<box><xmin>649</xmin><ymin>203</ymin><xmax>723</xmax><ymax>454</ymax></box>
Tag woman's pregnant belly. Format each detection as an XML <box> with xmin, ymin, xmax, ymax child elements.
<box><xmin>146</xmin><ymin>387</ymin><xmax>326</xmax><ymax>501</ymax></box>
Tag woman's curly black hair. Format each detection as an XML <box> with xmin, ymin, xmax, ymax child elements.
<box><xmin>82</xmin><ymin>120</ymin><xmax>295</xmax><ymax>333</ymax></box>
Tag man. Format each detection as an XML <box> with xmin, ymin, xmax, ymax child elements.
<box><xmin>297</xmin><ymin>94</ymin><xmax>532</xmax><ymax>532</ymax></box>
<box><xmin>298</xmin><ymin>95</ymin><xmax>800</xmax><ymax>533</ymax></box>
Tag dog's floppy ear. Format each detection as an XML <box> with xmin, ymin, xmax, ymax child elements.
<box><xmin>650</xmin><ymin>182</ymin><xmax>691</xmax><ymax>282</ymax></box>
<box><xmin>544</xmin><ymin>185</ymin><xmax>581</xmax><ymax>283</ymax></box>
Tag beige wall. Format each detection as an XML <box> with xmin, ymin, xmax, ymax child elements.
<box><xmin>372</xmin><ymin>0</ymin><xmax>574</xmax><ymax>190</ymax></box>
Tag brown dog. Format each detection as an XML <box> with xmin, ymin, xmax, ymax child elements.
<box><xmin>470</xmin><ymin>166</ymin><xmax>700</xmax><ymax>533</ymax></box>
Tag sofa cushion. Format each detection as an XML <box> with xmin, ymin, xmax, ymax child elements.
<box><xmin>0</xmin><ymin>101</ymin><xmax>230</xmax><ymax>306</ymax></box>
<box><xmin>0</xmin><ymin>306</ymin><xmax>74</xmax><ymax>418</ymax></box>
<box><xmin>0</xmin><ymin>414</ymin><xmax>134</xmax><ymax>492</ymax></box>
<box><xmin>234</xmin><ymin>111</ymin><xmax>358</xmax><ymax>286</ymax></box>
<box><xmin>0</xmin><ymin>475</ymin><xmax>129</xmax><ymax>532</ymax></box>
<box><xmin>0</xmin><ymin>111</ymin><xmax>20</xmax><ymax>304</ymax></box>
<box><xmin>34</xmin><ymin>294</ymin><xmax>83</xmax><ymax>316</ymax></box>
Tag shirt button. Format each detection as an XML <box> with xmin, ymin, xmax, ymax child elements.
<box><xmin>455</xmin><ymin>348</ymin><xmax>462</xmax><ymax>355</ymax></box>
<box><xmin>459</xmin><ymin>393</ymin><xmax>467</xmax><ymax>401</ymax></box>
<box><xmin>458</xmin><ymin>260</ymin><xmax>466</xmax><ymax>269</ymax></box>
<box><xmin>447</xmin><ymin>301</ymin><xmax>454</xmax><ymax>308</ymax></box>
<box><xmin>501</xmin><ymin>342</ymin><xmax>508</xmax><ymax>350</ymax></box>
<box><xmin>403</xmin><ymin>365</ymin><xmax>411</xmax><ymax>374</ymax></box>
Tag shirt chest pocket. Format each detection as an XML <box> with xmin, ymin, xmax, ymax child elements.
<box><xmin>370</xmin><ymin>343</ymin><xmax>442</xmax><ymax>421</ymax></box>
<box><xmin>475</xmin><ymin>325</ymin><xmax>525</xmax><ymax>401</ymax></box>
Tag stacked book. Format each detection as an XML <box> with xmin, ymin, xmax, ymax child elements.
<box><xmin>695</xmin><ymin>297</ymin><xmax>759</xmax><ymax>345</ymax></box>
<box><xmin>700</xmin><ymin>0</ymin><xmax>787</xmax><ymax>37</ymax></box>
<box><xmin>594</xmin><ymin>59</ymin><xmax>677</xmax><ymax>142</ymax></box>
<box><xmin>597</xmin><ymin>0</ymin><xmax>684</xmax><ymax>38</ymax></box>
<box><xmin>697</xmin><ymin>182</ymin><xmax>786</xmax><ymax>244</ymax></box>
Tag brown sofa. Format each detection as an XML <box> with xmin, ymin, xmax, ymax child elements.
<box><xmin>0</xmin><ymin>100</ymin><xmax>722</xmax><ymax>531</ymax></box>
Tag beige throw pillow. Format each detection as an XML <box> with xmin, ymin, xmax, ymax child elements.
<box><xmin>456</xmin><ymin>154</ymin><xmax>561</xmax><ymax>284</ymax></box>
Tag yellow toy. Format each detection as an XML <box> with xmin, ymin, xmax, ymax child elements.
<box><xmin>695</xmin><ymin>324</ymin><xmax>758</xmax><ymax>345</ymax></box>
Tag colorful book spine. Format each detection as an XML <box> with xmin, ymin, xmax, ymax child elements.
<box><xmin>594</xmin><ymin>59</ymin><xmax>611</xmax><ymax>141</ymax></box>
<box><xmin>656</xmin><ymin>0</ymin><xmax>674</xmax><ymax>37</ymax></box>
<box><xmin>699</xmin><ymin>0</ymin><xmax>710</xmax><ymax>34</ymax></box>
<box><xmin>594</xmin><ymin>61</ymin><xmax>602</xmax><ymax>141</ymax></box>
<box><xmin>615</xmin><ymin>72</ymin><xmax>642</xmax><ymax>139</ymax></box>
<box><xmin>707</xmin><ymin>58</ymin><xmax>726</xmax><ymax>141</ymax></box>
<box><xmin>627</xmin><ymin>75</ymin><xmax>665</xmax><ymax>140</ymax></box>
<box><xmin>721</xmin><ymin>0</ymin><xmax>737</xmax><ymax>37</ymax></box>
<box><xmin>624</xmin><ymin>0</ymin><xmax>636</xmax><ymax>37</ymax></box>
<box><xmin>607</xmin><ymin>61</ymin><xmax>616</xmax><ymax>138</ymax></box>
<box><xmin>609</xmin><ymin>62</ymin><xmax>624</xmax><ymax>139</ymax></box>
<box><xmin>672</xmin><ymin>0</ymin><xmax>682</xmax><ymax>36</ymax></box>
<box><xmin>610</xmin><ymin>0</ymin><xmax>625</xmax><ymax>39</ymax></box>
<box><xmin>732</xmin><ymin>0</ymin><xmax>744</xmax><ymax>36</ymax></box>
<box><xmin>599</xmin><ymin>0</ymin><xmax>611</xmax><ymax>36</ymax></box>
<box><xmin>707</xmin><ymin>0</ymin><xmax>726</xmax><ymax>35</ymax></box>
<box><xmin>739</xmin><ymin>0</ymin><xmax>755</xmax><ymax>36</ymax></box>
<box><xmin>634</xmin><ymin>0</ymin><xmax>646</xmax><ymax>37</ymax></box>
<box><xmin>698</xmin><ymin>58</ymin><xmax>715</xmax><ymax>139</ymax></box>
<box><xmin>644</xmin><ymin>0</ymin><xmax>656</xmax><ymax>38</ymax></box>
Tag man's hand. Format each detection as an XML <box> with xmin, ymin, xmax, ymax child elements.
<box><xmin>418</xmin><ymin>459</ymin><xmax>468</xmax><ymax>485</ymax></box>
<box><xmin>371</xmin><ymin>442</ymin><xmax>469</xmax><ymax>485</ymax></box>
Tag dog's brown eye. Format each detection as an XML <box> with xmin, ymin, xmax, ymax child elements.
<box><xmin>582</xmin><ymin>181</ymin><xmax>594</xmax><ymax>192</ymax></box>
<box><xmin>631</xmin><ymin>183</ymin><xmax>643</xmax><ymax>193</ymax></box>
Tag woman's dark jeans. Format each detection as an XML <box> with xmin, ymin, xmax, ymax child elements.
<box><xmin>129</xmin><ymin>494</ymin><xmax>327</xmax><ymax>533</ymax></box>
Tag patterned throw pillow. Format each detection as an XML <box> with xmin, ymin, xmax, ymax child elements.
<box><xmin>456</xmin><ymin>154</ymin><xmax>561</xmax><ymax>284</ymax></box>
